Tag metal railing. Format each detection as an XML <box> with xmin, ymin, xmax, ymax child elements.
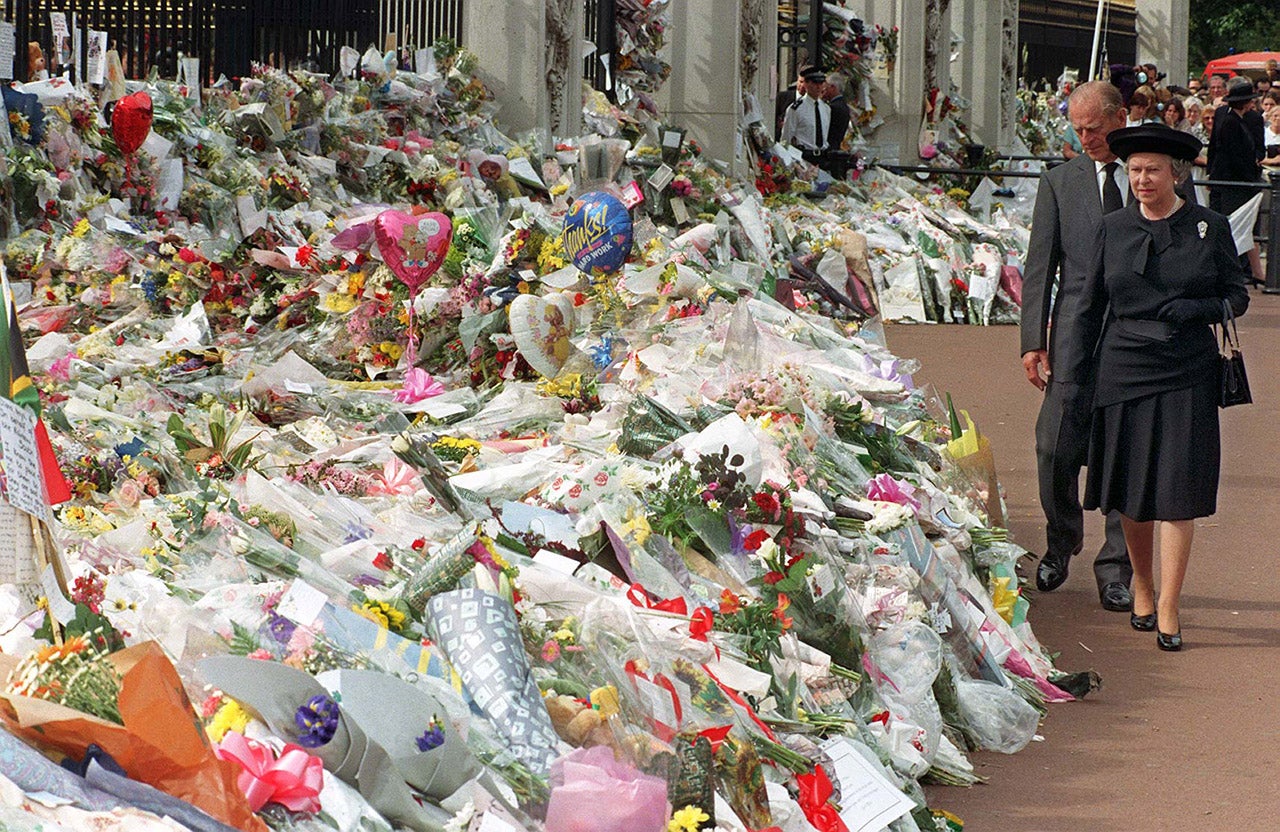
<box><xmin>379</xmin><ymin>0</ymin><xmax>464</xmax><ymax>54</ymax></box>
<box><xmin>1</xmin><ymin>0</ymin><xmax>465</xmax><ymax>82</ymax></box>
<box><xmin>879</xmin><ymin>162</ymin><xmax>1280</xmax><ymax>294</ymax></box>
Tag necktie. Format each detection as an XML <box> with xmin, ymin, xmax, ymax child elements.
<box><xmin>813</xmin><ymin>101</ymin><xmax>823</xmax><ymax>150</ymax></box>
<box><xmin>1102</xmin><ymin>162</ymin><xmax>1124</xmax><ymax>213</ymax></box>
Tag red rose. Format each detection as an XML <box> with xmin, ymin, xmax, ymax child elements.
<box><xmin>752</xmin><ymin>492</ymin><xmax>780</xmax><ymax>517</ymax></box>
<box><xmin>743</xmin><ymin>529</ymin><xmax>770</xmax><ymax>551</ymax></box>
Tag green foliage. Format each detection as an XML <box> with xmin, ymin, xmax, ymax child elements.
<box><xmin>35</xmin><ymin>603</ymin><xmax>126</xmax><ymax>653</ymax></box>
<box><xmin>1189</xmin><ymin>0</ymin><xmax>1280</xmax><ymax>69</ymax></box>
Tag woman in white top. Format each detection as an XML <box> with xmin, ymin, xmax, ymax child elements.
<box><xmin>1263</xmin><ymin>104</ymin><xmax>1280</xmax><ymax>165</ymax></box>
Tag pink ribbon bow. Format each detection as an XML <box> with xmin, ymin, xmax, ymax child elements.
<box><xmin>372</xmin><ymin>457</ymin><xmax>420</xmax><ymax>496</ymax></box>
<box><xmin>216</xmin><ymin>732</ymin><xmax>324</xmax><ymax>814</ymax></box>
<box><xmin>394</xmin><ymin>367</ymin><xmax>445</xmax><ymax>403</ymax></box>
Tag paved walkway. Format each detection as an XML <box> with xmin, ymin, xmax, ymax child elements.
<box><xmin>889</xmin><ymin>294</ymin><xmax>1280</xmax><ymax>831</ymax></box>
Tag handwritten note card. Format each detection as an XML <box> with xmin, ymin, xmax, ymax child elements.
<box><xmin>0</xmin><ymin>22</ymin><xmax>16</xmax><ymax>81</ymax></box>
<box><xmin>0</xmin><ymin>504</ymin><xmax>39</xmax><ymax>586</ymax></box>
<box><xmin>820</xmin><ymin>736</ymin><xmax>915</xmax><ymax>832</ymax></box>
<box><xmin>0</xmin><ymin>397</ymin><xmax>45</xmax><ymax>518</ymax></box>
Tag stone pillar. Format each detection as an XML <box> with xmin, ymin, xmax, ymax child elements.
<box><xmin>952</xmin><ymin>0</ymin><xmax>1009</xmax><ymax>151</ymax></box>
<box><xmin>892</xmin><ymin>0</ymin><xmax>928</xmax><ymax>162</ymax></box>
<box><xmin>1135</xmin><ymin>0</ymin><xmax>1189</xmax><ymax>88</ymax></box>
<box><xmin>752</xmin><ymin>0</ymin><xmax>780</xmax><ymax>142</ymax></box>
<box><xmin>660</xmin><ymin>0</ymin><xmax>743</xmax><ymax>167</ymax></box>
<box><xmin>837</xmin><ymin>0</ymin><xmax>927</xmax><ymax>162</ymax></box>
<box><xmin>462</xmin><ymin>0</ymin><xmax>582</xmax><ymax>139</ymax></box>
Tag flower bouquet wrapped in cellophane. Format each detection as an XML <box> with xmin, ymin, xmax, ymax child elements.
<box><xmin>0</xmin><ymin>640</ymin><xmax>267</xmax><ymax>832</ymax></box>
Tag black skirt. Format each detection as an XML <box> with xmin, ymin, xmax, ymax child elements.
<box><xmin>1083</xmin><ymin>380</ymin><xmax>1221</xmax><ymax>522</ymax></box>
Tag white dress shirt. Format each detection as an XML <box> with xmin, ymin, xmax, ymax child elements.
<box><xmin>1095</xmin><ymin>159</ymin><xmax>1129</xmax><ymax>207</ymax></box>
<box><xmin>781</xmin><ymin>95</ymin><xmax>832</xmax><ymax>152</ymax></box>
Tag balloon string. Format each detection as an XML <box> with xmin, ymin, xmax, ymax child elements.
<box><xmin>406</xmin><ymin>291</ymin><xmax>418</xmax><ymax>367</ymax></box>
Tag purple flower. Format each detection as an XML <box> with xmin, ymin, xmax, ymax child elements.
<box><xmin>266</xmin><ymin>611</ymin><xmax>296</xmax><ymax>644</ymax></box>
<box><xmin>415</xmin><ymin>717</ymin><xmax>445</xmax><ymax>752</ymax></box>
<box><xmin>294</xmin><ymin>695</ymin><xmax>340</xmax><ymax>748</ymax></box>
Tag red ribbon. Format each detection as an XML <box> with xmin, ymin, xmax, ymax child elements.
<box><xmin>696</xmin><ymin>724</ymin><xmax>733</xmax><ymax>753</ymax></box>
<box><xmin>700</xmin><ymin>664</ymin><xmax>776</xmax><ymax>742</ymax></box>
<box><xmin>689</xmin><ymin>606</ymin><xmax>714</xmax><ymax>641</ymax></box>
<box><xmin>795</xmin><ymin>765</ymin><xmax>849</xmax><ymax>832</ymax></box>
<box><xmin>216</xmin><ymin>732</ymin><xmax>324</xmax><ymax>814</ymax></box>
<box><xmin>626</xmin><ymin>583</ymin><xmax>689</xmax><ymax>615</ymax></box>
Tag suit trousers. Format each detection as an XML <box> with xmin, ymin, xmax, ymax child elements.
<box><xmin>1035</xmin><ymin>378</ymin><xmax>1132</xmax><ymax>589</ymax></box>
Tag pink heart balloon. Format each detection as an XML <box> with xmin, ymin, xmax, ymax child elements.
<box><xmin>374</xmin><ymin>210</ymin><xmax>452</xmax><ymax>292</ymax></box>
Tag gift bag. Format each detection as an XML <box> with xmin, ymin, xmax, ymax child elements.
<box><xmin>944</xmin><ymin>407</ymin><xmax>1004</xmax><ymax>528</ymax></box>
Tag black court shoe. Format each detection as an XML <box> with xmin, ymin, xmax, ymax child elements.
<box><xmin>1130</xmin><ymin>611</ymin><xmax>1157</xmax><ymax>631</ymax></box>
<box><xmin>1156</xmin><ymin>630</ymin><xmax>1182</xmax><ymax>651</ymax></box>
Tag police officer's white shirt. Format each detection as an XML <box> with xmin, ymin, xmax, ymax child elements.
<box><xmin>782</xmin><ymin>94</ymin><xmax>831</xmax><ymax>152</ymax></box>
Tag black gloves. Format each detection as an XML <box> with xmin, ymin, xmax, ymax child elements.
<box><xmin>1156</xmin><ymin>297</ymin><xmax>1221</xmax><ymax>326</ymax></box>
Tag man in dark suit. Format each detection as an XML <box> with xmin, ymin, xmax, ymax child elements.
<box><xmin>823</xmin><ymin>74</ymin><xmax>851</xmax><ymax>152</ymax></box>
<box><xmin>1021</xmin><ymin>81</ymin><xmax>1133</xmax><ymax>611</ymax></box>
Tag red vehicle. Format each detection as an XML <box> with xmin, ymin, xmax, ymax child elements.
<box><xmin>1201</xmin><ymin>51</ymin><xmax>1280</xmax><ymax>82</ymax></box>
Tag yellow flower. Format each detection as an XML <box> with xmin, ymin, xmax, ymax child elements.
<box><xmin>322</xmin><ymin>292</ymin><xmax>357</xmax><ymax>313</ymax></box>
<box><xmin>553</xmin><ymin>627</ymin><xmax>575</xmax><ymax>644</ymax></box>
<box><xmin>620</xmin><ymin>506</ymin><xmax>652</xmax><ymax>546</ymax></box>
<box><xmin>668</xmin><ymin>805</ymin><xmax>710</xmax><ymax>832</ymax></box>
<box><xmin>206</xmin><ymin>700</ymin><xmax>251</xmax><ymax>742</ymax></box>
<box><xmin>550</xmin><ymin>183</ymin><xmax>569</xmax><ymax>197</ymax></box>
<box><xmin>71</xmin><ymin>219</ymin><xmax>91</xmax><ymax>238</ymax></box>
<box><xmin>356</xmin><ymin>600</ymin><xmax>407</xmax><ymax>633</ymax></box>
<box><xmin>989</xmin><ymin>575</ymin><xmax>1019</xmax><ymax>624</ymax></box>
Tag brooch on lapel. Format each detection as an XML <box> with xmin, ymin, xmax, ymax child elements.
<box><xmin>1197</xmin><ymin>221</ymin><xmax>1208</xmax><ymax>239</ymax></box>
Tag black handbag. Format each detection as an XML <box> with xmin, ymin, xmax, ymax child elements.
<box><xmin>1219</xmin><ymin>300</ymin><xmax>1252</xmax><ymax>408</ymax></box>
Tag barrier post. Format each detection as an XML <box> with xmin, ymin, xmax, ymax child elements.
<box><xmin>1266</xmin><ymin>174</ymin><xmax>1280</xmax><ymax>294</ymax></box>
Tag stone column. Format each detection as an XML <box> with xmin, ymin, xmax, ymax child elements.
<box><xmin>1135</xmin><ymin>0</ymin><xmax>1189</xmax><ymax>88</ymax></box>
<box><xmin>839</xmin><ymin>0</ymin><xmax>927</xmax><ymax>162</ymax></box>
<box><xmin>462</xmin><ymin>0</ymin><xmax>582</xmax><ymax>139</ymax></box>
<box><xmin>660</xmin><ymin>0</ymin><xmax>743</xmax><ymax>167</ymax></box>
<box><xmin>952</xmin><ymin>0</ymin><xmax>1011</xmax><ymax>151</ymax></box>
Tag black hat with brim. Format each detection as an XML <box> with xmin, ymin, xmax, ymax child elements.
<box><xmin>1106</xmin><ymin>124</ymin><xmax>1202</xmax><ymax>161</ymax></box>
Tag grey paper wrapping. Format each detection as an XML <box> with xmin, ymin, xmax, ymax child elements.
<box><xmin>196</xmin><ymin>656</ymin><xmax>440</xmax><ymax>832</ymax></box>
<box><xmin>315</xmin><ymin>669</ymin><xmax>481</xmax><ymax>799</ymax></box>
<box><xmin>0</xmin><ymin>726</ymin><xmax>118</xmax><ymax>812</ymax></box>
<box><xmin>426</xmin><ymin>588</ymin><xmax>559</xmax><ymax>775</ymax></box>
<box><xmin>85</xmin><ymin>761</ymin><xmax>241</xmax><ymax>832</ymax></box>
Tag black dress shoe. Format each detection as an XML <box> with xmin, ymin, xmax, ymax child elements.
<box><xmin>1157</xmin><ymin>630</ymin><xmax>1183</xmax><ymax>651</ymax></box>
<box><xmin>1100</xmin><ymin>582</ymin><xmax>1133</xmax><ymax>612</ymax></box>
<box><xmin>1130</xmin><ymin>611</ymin><xmax>1157</xmax><ymax>631</ymax></box>
<box><xmin>1036</xmin><ymin>552</ymin><xmax>1070</xmax><ymax>592</ymax></box>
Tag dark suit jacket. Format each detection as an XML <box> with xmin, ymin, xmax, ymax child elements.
<box><xmin>826</xmin><ymin>96</ymin><xmax>851</xmax><ymax>150</ymax></box>
<box><xmin>1208</xmin><ymin>106</ymin><xmax>1262</xmax><ymax>182</ymax></box>
<box><xmin>1020</xmin><ymin>153</ymin><xmax>1112</xmax><ymax>384</ymax></box>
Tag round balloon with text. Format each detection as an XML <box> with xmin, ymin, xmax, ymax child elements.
<box><xmin>563</xmin><ymin>192</ymin><xmax>633</xmax><ymax>277</ymax></box>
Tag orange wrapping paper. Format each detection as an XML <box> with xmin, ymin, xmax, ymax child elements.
<box><xmin>0</xmin><ymin>641</ymin><xmax>267</xmax><ymax>832</ymax></box>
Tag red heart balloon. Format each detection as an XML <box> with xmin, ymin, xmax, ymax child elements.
<box><xmin>112</xmin><ymin>91</ymin><xmax>153</xmax><ymax>155</ymax></box>
<box><xmin>374</xmin><ymin>210</ymin><xmax>452</xmax><ymax>293</ymax></box>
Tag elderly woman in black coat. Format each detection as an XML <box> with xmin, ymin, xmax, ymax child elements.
<box><xmin>1082</xmin><ymin>125</ymin><xmax>1250</xmax><ymax>652</ymax></box>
